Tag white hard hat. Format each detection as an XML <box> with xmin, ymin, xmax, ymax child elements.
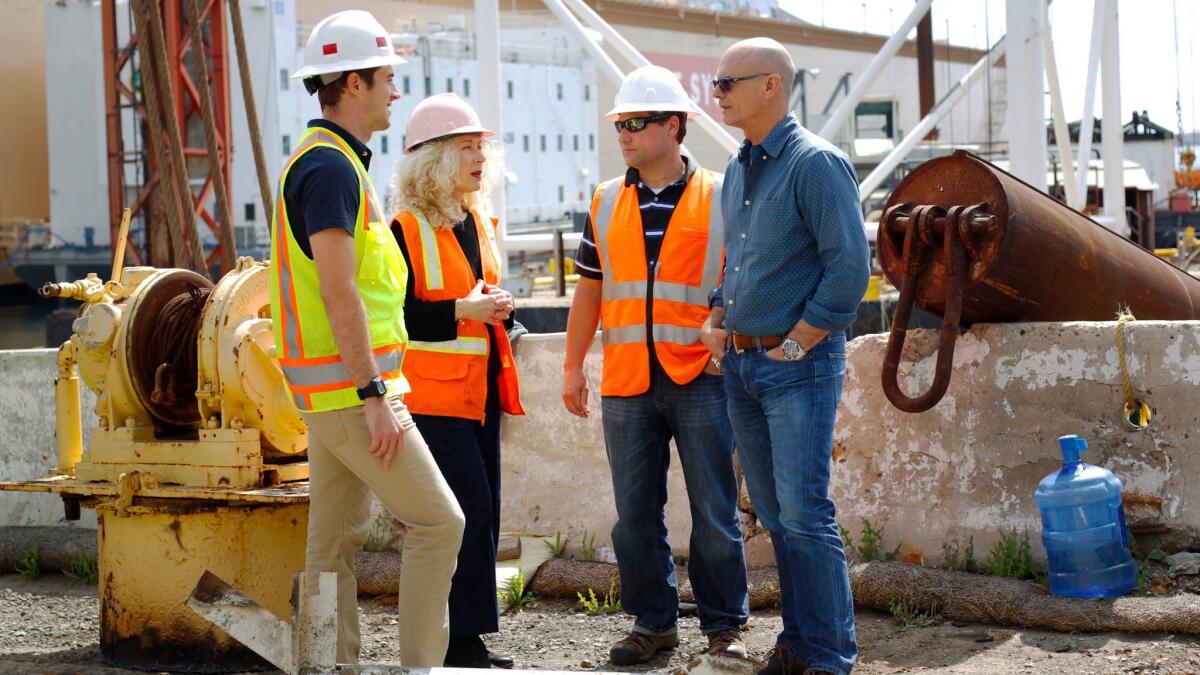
<box><xmin>291</xmin><ymin>11</ymin><xmax>406</xmax><ymax>94</ymax></box>
<box><xmin>604</xmin><ymin>65</ymin><xmax>699</xmax><ymax>121</ymax></box>
<box><xmin>405</xmin><ymin>93</ymin><xmax>494</xmax><ymax>152</ymax></box>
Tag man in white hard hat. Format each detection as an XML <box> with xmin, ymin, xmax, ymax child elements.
<box><xmin>562</xmin><ymin>65</ymin><xmax>749</xmax><ymax>665</ymax></box>
<box><xmin>269</xmin><ymin>9</ymin><xmax>465</xmax><ymax>667</ymax></box>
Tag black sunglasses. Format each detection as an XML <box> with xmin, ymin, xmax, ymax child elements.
<box><xmin>613</xmin><ymin>113</ymin><xmax>674</xmax><ymax>133</ymax></box>
<box><xmin>710</xmin><ymin>73</ymin><xmax>769</xmax><ymax>93</ymax></box>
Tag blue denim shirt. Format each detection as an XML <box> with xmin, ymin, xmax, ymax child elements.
<box><xmin>713</xmin><ymin>114</ymin><xmax>870</xmax><ymax>336</ymax></box>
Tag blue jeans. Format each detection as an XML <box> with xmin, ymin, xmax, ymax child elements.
<box><xmin>601</xmin><ymin>366</ymin><xmax>749</xmax><ymax>636</ymax></box>
<box><xmin>722</xmin><ymin>332</ymin><xmax>857</xmax><ymax>674</ymax></box>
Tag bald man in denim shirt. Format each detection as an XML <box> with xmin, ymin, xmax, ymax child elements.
<box><xmin>700</xmin><ymin>38</ymin><xmax>870</xmax><ymax>675</ymax></box>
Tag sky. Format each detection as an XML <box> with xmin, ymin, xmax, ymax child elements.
<box><xmin>776</xmin><ymin>0</ymin><xmax>1200</xmax><ymax>136</ymax></box>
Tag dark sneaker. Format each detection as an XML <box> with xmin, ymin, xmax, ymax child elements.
<box><xmin>609</xmin><ymin>630</ymin><xmax>680</xmax><ymax>665</ymax></box>
<box><xmin>706</xmin><ymin>629</ymin><xmax>748</xmax><ymax>658</ymax></box>
<box><xmin>756</xmin><ymin>644</ymin><xmax>806</xmax><ymax>675</ymax></box>
<box><xmin>444</xmin><ymin>635</ymin><xmax>493</xmax><ymax>669</ymax></box>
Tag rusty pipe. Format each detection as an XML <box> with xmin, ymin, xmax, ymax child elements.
<box><xmin>878</xmin><ymin>151</ymin><xmax>1200</xmax><ymax>412</ymax></box>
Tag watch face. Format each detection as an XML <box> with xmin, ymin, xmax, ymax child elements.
<box><xmin>782</xmin><ymin>339</ymin><xmax>802</xmax><ymax>360</ymax></box>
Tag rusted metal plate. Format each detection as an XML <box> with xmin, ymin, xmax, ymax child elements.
<box><xmin>0</xmin><ymin>475</ymin><xmax>309</xmax><ymax>504</ymax></box>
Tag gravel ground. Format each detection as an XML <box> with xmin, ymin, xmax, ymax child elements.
<box><xmin>2</xmin><ymin>575</ymin><xmax>1200</xmax><ymax>674</ymax></box>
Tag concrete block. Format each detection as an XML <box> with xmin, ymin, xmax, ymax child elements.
<box><xmin>500</xmin><ymin>333</ymin><xmax>695</xmax><ymax>555</ymax></box>
<box><xmin>0</xmin><ymin>349</ymin><xmax>97</xmax><ymax>528</ymax></box>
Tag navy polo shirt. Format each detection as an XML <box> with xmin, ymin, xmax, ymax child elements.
<box><xmin>283</xmin><ymin>119</ymin><xmax>373</xmax><ymax>260</ymax></box>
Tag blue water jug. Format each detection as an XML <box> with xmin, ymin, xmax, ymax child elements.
<box><xmin>1035</xmin><ymin>435</ymin><xmax>1137</xmax><ymax>598</ymax></box>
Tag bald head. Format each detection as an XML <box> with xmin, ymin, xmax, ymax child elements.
<box><xmin>724</xmin><ymin>37</ymin><xmax>794</xmax><ymax>98</ymax></box>
<box><xmin>715</xmin><ymin>37</ymin><xmax>795</xmax><ymax>138</ymax></box>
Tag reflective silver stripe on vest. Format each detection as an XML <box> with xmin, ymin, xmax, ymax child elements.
<box><xmin>412</xmin><ymin>211</ymin><xmax>445</xmax><ymax>291</ymax></box>
<box><xmin>591</xmin><ymin>179</ymin><xmax>623</xmax><ymax>300</ymax></box>
<box><xmin>282</xmin><ymin>350</ymin><xmax>404</xmax><ymax>387</ymax></box>
<box><xmin>602</xmin><ymin>324</ymin><xmax>646</xmax><ymax>345</ymax></box>
<box><xmin>407</xmin><ymin>337</ymin><xmax>489</xmax><ymax>355</ymax></box>
<box><xmin>601</xmin><ymin>323</ymin><xmax>701</xmax><ymax>346</ymax></box>
<box><xmin>276</xmin><ymin>219</ymin><xmax>303</xmax><ymax>358</ymax></box>
<box><xmin>699</xmin><ymin>174</ymin><xmax>725</xmax><ymax>296</ymax></box>
<box><xmin>652</xmin><ymin>324</ymin><xmax>702</xmax><ymax>345</ymax></box>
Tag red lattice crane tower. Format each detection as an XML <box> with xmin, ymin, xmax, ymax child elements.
<box><xmin>100</xmin><ymin>0</ymin><xmax>235</xmax><ymax>277</ymax></box>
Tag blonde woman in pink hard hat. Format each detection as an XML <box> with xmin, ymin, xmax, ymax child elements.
<box><xmin>387</xmin><ymin>92</ymin><xmax>526</xmax><ymax>669</ymax></box>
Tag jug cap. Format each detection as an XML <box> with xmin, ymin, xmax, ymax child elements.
<box><xmin>1057</xmin><ymin>434</ymin><xmax>1087</xmax><ymax>464</ymax></box>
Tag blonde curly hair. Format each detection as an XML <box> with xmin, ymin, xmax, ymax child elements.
<box><xmin>388</xmin><ymin>134</ymin><xmax>504</xmax><ymax>230</ymax></box>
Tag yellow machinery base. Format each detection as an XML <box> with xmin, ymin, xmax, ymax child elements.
<box><xmin>97</xmin><ymin>499</ymin><xmax>307</xmax><ymax>672</ymax></box>
<box><xmin>76</xmin><ymin>426</ymin><xmax>308</xmax><ymax>489</ymax></box>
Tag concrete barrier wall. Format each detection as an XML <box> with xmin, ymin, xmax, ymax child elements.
<box><xmin>3</xmin><ymin>321</ymin><xmax>1197</xmax><ymax>560</ymax></box>
<box><xmin>0</xmin><ymin>349</ymin><xmax>97</xmax><ymax>528</ymax></box>
<box><xmin>835</xmin><ymin>321</ymin><xmax>1200</xmax><ymax>563</ymax></box>
<box><xmin>499</xmin><ymin>333</ymin><xmax>695</xmax><ymax>556</ymax></box>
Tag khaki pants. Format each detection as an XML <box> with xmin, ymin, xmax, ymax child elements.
<box><xmin>302</xmin><ymin>396</ymin><xmax>465</xmax><ymax>666</ymax></box>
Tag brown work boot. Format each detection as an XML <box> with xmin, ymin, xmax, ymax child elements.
<box><xmin>706</xmin><ymin>629</ymin><xmax>748</xmax><ymax>658</ymax></box>
<box><xmin>609</xmin><ymin>630</ymin><xmax>679</xmax><ymax>665</ymax></box>
<box><xmin>756</xmin><ymin>644</ymin><xmax>806</xmax><ymax>675</ymax></box>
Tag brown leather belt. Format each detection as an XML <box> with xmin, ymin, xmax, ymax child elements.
<box><xmin>731</xmin><ymin>334</ymin><xmax>784</xmax><ymax>351</ymax></box>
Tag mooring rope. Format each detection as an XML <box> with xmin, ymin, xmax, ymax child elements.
<box><xmin>1115</xmin><ymin>310</ymin><xmax>1152</xmax><ymax>430</ymax></box>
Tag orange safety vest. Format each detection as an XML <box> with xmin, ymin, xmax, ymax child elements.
<box><xmin>392</xmin><ymin>209</ymin><xmax>525</xmax><ymax>421</ymax></box>
<box><xmin>590</xmin><ymin>163</ymin><xmax>724</xmax><ymax>397</ymax></box>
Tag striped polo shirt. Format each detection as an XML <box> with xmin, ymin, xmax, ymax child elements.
<box><xmin>574</xmin><ymin>157</ymin><xmax>691</xmax><ymax>280</ymax></box>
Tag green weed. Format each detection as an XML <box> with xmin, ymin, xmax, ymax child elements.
<box><xmin>64</xmin><ymin>552</ymin><xmax>98</xmax><ymax>585</ymax></box>
<box><xmin>577</xmin><ymin>577</ymin><xmax>622</xmax><ymax>616</ymax></box>
<box><xmin>843</xmin><ymin>519</ymin><xmax>900</xmax><ymax>562</ymax></box>
<box><xmin>887</xmin><ymin>596</ymin><xmax>940</xmax><ymax>631</ymax></box>
<box><xmin>580</xmin><ymin>530</ymin><xmax>598</xmax><ymax>562</ymax></box>
<box><xmin>16</xmin><ymin>541</ymin><xmax>40</xmax><ymax>580</ymax></box>
<box><xmin>982</xmin><ymin>528</ymin><xmax>1046</xmax><ymax>582</ymax></box>
<box><xmin>544</xmin><ymin>532</ymin><xmax>567</xmax><ymax>559</ymax></box>
<box><xmin>497</xmin><ymin>569</ymin><xmax>537</xmax><ymax>613</ymax></box>
<box><xmin>362</xmin><ymin>512</ymin><xmax>397</xmax><ymax>552</ymax></box>
<box><xmin>943</xmin><ymin>537</ymin><xmax>978</xmax><ymax>573</ymax></box>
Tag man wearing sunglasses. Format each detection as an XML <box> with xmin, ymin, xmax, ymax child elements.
<box><xmin>562</xmin><ymin>64</ymin><xmax>749</xmax><ymax>666</ymax></box>
<box><xmin>701</xmin><ymin>37</ymin><xmax>869</xmax><ymax>675</ymax></box>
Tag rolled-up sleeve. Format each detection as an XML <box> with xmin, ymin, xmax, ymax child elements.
<box><xmin>796</xmin><ymin>151</ymin><xmax>871</xmax><ymax>331</ymax></box>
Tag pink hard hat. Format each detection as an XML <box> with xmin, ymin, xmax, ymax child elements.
<box><xmin>404</xmin><ymin>93</ymin><xmax>494</xmax><ymax>152</ymax></box>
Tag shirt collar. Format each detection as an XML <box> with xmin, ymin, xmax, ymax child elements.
<box><xmin>625</xmin><ymin>155</ymin><xmax>694</xmax><ymax>188</ymax></box>
<box><xmin>737</xmin><ymin>113</ymin><xmax>798</xmax><ymax>165</ymax></box>
<box><xmin>308</xmin><ymin>118</ymin><xmax>373</xmax><ymax>170</ymax></box>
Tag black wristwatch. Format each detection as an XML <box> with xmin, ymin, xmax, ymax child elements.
<box><xmin>356</xmin><ymin>376</ymin><xmax>387</xmax><ymax>401</ymax></box>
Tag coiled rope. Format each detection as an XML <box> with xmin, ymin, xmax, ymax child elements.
<box><xmin>150</xmin><ymin>283</ymin><xmax>211</xmax><ymax>409</ymax></box>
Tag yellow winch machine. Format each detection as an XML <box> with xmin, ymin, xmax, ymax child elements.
<box><xmin>1</xmin><ymin>255</ymin><xmax>310</xmax><ymax>671</ymax></box>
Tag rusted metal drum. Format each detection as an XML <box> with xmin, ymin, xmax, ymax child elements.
<box><xmin>878</xmin><ymin>150</ymin><xmax>1200</xmax><ymax>412</ymax></box>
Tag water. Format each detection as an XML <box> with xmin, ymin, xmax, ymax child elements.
<box><xmin>0</xmin><ymin>302</ymin><xmax>54</xmax><ymax>350</ymax></box>
<box><xmin>1035</xmin><ymin>435</ymin><xmax>1137</xmax><ymax>598</ymax></box>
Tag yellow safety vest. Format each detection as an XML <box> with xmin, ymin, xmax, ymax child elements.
<box><xmin>269</xmin><ymin>126</ymin><xmax>409</xmax><ymax>413</ymax></box>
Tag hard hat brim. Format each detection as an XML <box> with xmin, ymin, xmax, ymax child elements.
<box><xmin>405</xmin><ymin>125</ymin><xmax>495</xmax><ymax>152</ymax></box>
<box><xmin>603</xmin><ymin>102</ymin><xmax>700</xmax><ymax>121</ymax></box>
<box><xmin>291</xmin><ymin>53</ymin><xmax>407</xmax><ymax>81</ymax></box>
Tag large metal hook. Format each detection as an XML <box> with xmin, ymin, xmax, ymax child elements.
<box><xmin>880</xmin><ymin>203</ymin><xmax>971</xmax><ymax>413</ymax></box>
